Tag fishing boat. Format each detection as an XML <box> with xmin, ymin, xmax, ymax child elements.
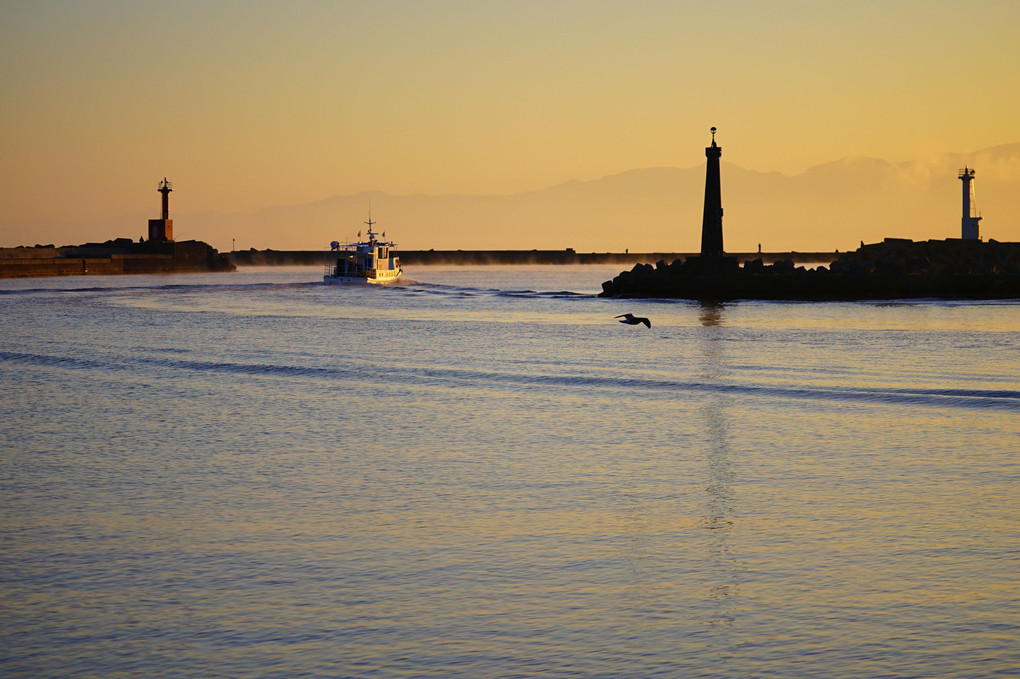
<box><xmin>323</xmin><ymin>217</ymin><xmax>402</xmax><ymax>284</ymax></box>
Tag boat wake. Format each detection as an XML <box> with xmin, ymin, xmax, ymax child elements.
<box><xmin>4</xmin><ymin>349</ymin><xmax>1016</xmax><ymax>413</ymax></box>
<box><xmin>2</xmin><ymin>278</ymin><xmax>595</xmax><ymax>301</ymax></box>
<box><xmin>396</xmin><ymin>281</ymin><xmax>593</xmax><ymax>300</ymax></box>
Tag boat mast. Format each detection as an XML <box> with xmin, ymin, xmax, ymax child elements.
<box><xmin>364</xmin><ymin>217</ymin><xmax>377</xmax><ymax>244</ymax></box>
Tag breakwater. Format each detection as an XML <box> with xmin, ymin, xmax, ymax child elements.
<box><xmin>0</xmin><ymin>239</ymin><xmax>234</xmax><ymax>278</ymax></box>
<box><xmin>599</xmin><ymin>238</ymin><xmax>1020</xmax><ymax>300</ymax></box>
<box><xmin>227</xmin><ymin>249</ymin><xmax>835</xmax><ymax>267</ymax></box>
<box><xmin>1</xmin><ymin>243</ymin><xmax>836</xmax><ymax>278</ymax></box>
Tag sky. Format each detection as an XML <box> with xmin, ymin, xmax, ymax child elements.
<box><xmin>2</xmin><ymin>0</ymin><xmax>1018</xmax><ymax>250</ymax></box>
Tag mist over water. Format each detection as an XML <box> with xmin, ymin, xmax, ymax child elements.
<box><xmin>2</xmin><ymin>265</ymin><xmax>1018</xmax><ymax>677</ymax></box>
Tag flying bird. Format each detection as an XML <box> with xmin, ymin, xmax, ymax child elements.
<box><xmin>615</xmin><ymin>313</ymin><xmax>651</xmax><ymax>328</ymax></box>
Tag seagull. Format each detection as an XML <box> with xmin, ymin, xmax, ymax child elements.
<box><xmin>615</xmin><ymin>313</ymin><xmax>651</xmax><ymax>328</ymax></box>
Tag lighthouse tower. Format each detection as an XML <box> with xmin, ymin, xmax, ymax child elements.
<box><xmin>959</xmin><ymin>167</ymin><xmax>981</xmax><ymax>240</ymax></box>
<box><xmin>147</xmin><ymin>178</ymin><xmax>175</xmax><ymax>242</ymax></box>
<box><xmin>701</xmin><ymin>127</ymin><xmax>724</xmax><ymax>256</ymax></box>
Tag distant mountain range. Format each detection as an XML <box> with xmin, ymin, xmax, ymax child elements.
<box><xmin>73</xmin><ymin>143</ymin><xmax>1020</xmax><ymax>253</ymax></box>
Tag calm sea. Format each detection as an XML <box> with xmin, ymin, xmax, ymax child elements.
<box><xmin>2</xmin><ymin>265</ymin><xmax>1018</xmax><ymax>678</ymax></box>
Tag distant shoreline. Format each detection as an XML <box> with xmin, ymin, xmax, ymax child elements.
<box><xmin>226</xmin><ymin>249</ymin><xmax>837</xmax><ymax>267</ymax></box>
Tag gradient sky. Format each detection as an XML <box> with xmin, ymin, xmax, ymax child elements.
<box><xmin>2</xmin><ymin>0</ymin><xmax>1018</xmax><ymax>247</ymax></box>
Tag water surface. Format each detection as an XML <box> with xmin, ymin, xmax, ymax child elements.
<box><xmin>2</xmin><ymin>265</ymin><xmax>1018</xmax><ymax>677</ymax></box>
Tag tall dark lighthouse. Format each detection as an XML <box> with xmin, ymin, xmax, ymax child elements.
<box><xmin>700</xmin><ymin>127</ymin><xmax>724</xmax><ymax>257</ymax></box>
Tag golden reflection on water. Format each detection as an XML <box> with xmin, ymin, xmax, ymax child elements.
<box><xmin>698</xmin><ymin>302</ymin><xmax>726</xmax><ymax>327</ymax></box>
<box><xmin>696</xmin><ymin>301</ymin><xmax>740</xmax><ymax>626</ymax></box>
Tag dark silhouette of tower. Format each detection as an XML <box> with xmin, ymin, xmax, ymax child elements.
<box><xmin>148</xmin><ymin>178</ymin><xmax>174</xmax><ymax>242</ymax></box>
<box><xmin>159</xmin><ymin>177</ymin><xmax>171</xmax><ymax>220</ymax></box>
<box><xmin>701</xmin><ymin>127</ymin><xmax>723</xmax><ymax>256</ymax></box>
<box><xmin>959</xmin><ymin>167</ymin><xmax>981</xmax><ymax>240</ymax></box>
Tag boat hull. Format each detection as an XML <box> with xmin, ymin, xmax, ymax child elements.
<box><xmin>323</xmin><ymin>269</ymin><xmax>402</xmax><ymax>285</ymax></box>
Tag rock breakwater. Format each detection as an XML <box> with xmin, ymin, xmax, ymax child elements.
<box><xmin>599</xmin><ymin>238</ymin><xmax>1020</xmax><ymax>300</ymax></box>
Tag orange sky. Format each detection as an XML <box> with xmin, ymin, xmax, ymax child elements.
<box><xmin>2</xmin><ymin>0</ymin><xmax>1018</xmax><ymax>250</ymax></box>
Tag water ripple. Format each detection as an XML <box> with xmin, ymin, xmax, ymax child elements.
<box><xmin>3</xmin><ymin>350</ymin><xmax>1015</xmax><ymax>412</ymax></box>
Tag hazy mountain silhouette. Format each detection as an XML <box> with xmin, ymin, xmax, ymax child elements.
<box><xmin>76</xmin><ymin>143</ymin><xmax>1020</xmax><ymax>252</ymax></box>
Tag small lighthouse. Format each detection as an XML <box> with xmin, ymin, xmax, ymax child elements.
<box><xmin>959</xmin><ymin>167</ymin><xmax>981</xmax><ymax>240</ymax></box>
<box><xmin>148</xmin><ymin>178</ymin><xmax>175</xmax><ymax>242</ymax></box>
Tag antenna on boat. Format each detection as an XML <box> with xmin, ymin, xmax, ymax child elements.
<box><xmin>364</xmin><ymin>204</ymin><xmax>377</xmax><ymax>243</ymax></box>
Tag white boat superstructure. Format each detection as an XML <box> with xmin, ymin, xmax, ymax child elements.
<box><xmin>324</xmin><ymin>217</ymin><xmax>402</xmax><ymax>284</ymax></box>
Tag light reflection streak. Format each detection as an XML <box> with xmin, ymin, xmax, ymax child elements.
<box><xmin>697</xmin><ymin>302</ymin><xmax>740</xmax><ymax>627</ymax></box>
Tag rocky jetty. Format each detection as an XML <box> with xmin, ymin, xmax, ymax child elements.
<box><xmin>599</xmin><ymin>238</ymin><xmax>1020</xmax><ymax>300</ymax></box>
<box><xmin>0</xmin><ymin>238</ymin><xmax>235</xmax><ymax>278</ymax></box>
